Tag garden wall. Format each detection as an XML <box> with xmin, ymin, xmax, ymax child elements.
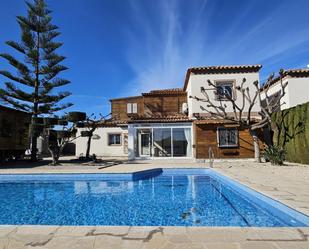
<box><xmin>272</xmin><ymin>101</ymin><xmax>309</xmax><ymax>164</ymax></box>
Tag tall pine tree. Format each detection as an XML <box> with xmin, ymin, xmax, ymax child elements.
<box><xmin>0</xmin><ymin>0</ymin><xmax>73</xmax><ymax>160</ymax></box>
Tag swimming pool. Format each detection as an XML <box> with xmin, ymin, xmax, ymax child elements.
<box><xmin>0</xmin><ymin>169</ymin><xmax>308</xmax><ymax>227</ymax></box>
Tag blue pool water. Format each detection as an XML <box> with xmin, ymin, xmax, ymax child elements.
<box><xmin>0</xmin><ymin>169</ymin><xmax>308</xmax><ymax>227</ymax></box>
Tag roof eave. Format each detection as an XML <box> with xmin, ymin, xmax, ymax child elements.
<box><xmin>183</xmin><ymin>65</ymin><xmax>262</xmax><ymax>91</ymax></box>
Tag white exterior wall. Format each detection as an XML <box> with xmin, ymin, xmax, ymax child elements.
<box><xmin>128</xmin><ymin>125</ymin><xmax>135</xmax><ymax>160</ymax></box>
<box><xmin>260</xmin><ymin>78</ymin><xmax>290</xmax><ymax>110</ymax></box>
<box><xmin>75</xmin><ymin>127</ymin><xmax>128</xmax><ymax>157</ymax></box>
<box><xmin>187</xmin><ymin>72</ymin><xmax>260</xmax><ymax>118</ymax></box>
<box><xmin>260</xmin><ymin>77</ymin><xmax>309</xmax><ymax>110</ymax></box>
<box><xmin>287</xmin><ymin>77</ymin><xmax>309</xmax><ymax>108</ymax></box>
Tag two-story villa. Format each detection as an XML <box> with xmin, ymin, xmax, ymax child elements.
<box><xmin>76</xmin><ymin>64</ymin><xmax>265</xmax><ymax>161</ymax></box>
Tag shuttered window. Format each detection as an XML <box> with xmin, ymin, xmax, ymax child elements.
<box><xmin>127</xmin><ymin>103</ymin><xmax>138</xmax><ymax>114</ymax></box>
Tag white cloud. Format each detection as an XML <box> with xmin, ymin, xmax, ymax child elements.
<box><xmin>122</xmin><ymin>0</ymin><xmax>309</xmax><ymax>96</ymax></box>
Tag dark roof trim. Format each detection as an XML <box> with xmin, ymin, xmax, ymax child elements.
<box><xmin>127</xmin><ymin>115</ymin><xmax>191</xmax><ymax>124</ymax></box>
<box><xmin>142</xmin><ymin>88</ymin><xmax>186</xmax><ymax>96</ymax></box>
<box><xmin>110</xmin><ymin>88</ymin><xmax>186</xmax><ymax>101</ymax></box>
<box><xmin>183</xmin><ymin>64</ymin><xmax>262</xmax><ymax>91</ymax></box>
<box><xmin>128</xmin><ymin>119</ymin><xmax>192</xmax><ymax>124</ymax></box>
<box><xmin>109</xmin><ymin>96</ymin><xmax>142</xmax><ymax>102</ymax></box>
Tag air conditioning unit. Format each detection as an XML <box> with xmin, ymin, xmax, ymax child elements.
<box><xmin>182</xmin><ymin>102</ymin><xmax>188</xmax><ymax>114</ymax></box>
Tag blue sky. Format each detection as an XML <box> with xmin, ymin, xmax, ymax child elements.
<box><xmin>1</xmin><ymin>0</ymin><xmax>309</xmax><ymax>115</ymax></box>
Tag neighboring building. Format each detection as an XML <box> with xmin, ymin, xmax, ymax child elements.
<box><xmin>0</xmin><ymin>105</ymin><xmax>31</xmax><ymax>161</ymax></box>
<box><xmin>75</xmin><ymin>64</ymin><xmax>264</xmax><ymax>160</ymax></box>
<box><xmin>260</xmin><ymin>68</ymin><xmax>309</xmax><ymax>111</ymax></box>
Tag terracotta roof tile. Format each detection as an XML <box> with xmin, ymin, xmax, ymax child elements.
<box><xmin>261</xmin><ymin>68</ymin><xmax>309</xmax><ymax>91</ymax></box>
<box><xmin>183</xmin><ymin>64</ymin><xmax>262</xmax><ymax>90</ymax></box>
<box><xmin>142</xmin><ymin>88</ymin><xmax>186</xmax><ymax>96</ymax></box>
<box><xmin>97</xmin><ymin>119</ymin><xmax>128</xmax><ymax>127</ymax></box>
<box><xmin>189</xmin><ymin>64</ymin><xmax>262</xmax><ymax>72</ymax></box>
<box><xmin>109</xmin><ymin>95</ymin><xmax>142</xmax><ymax>102</ymax></box>
<box><xmin>128</xmin><ymin>115</ymin><xmax>191</xmax><ymax>123</ymax></box>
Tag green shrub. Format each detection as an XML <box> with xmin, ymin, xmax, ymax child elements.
<box><xmin>264</xmin><ymin>145</ymin><xmax>286</xmax><ymax>165</ymax></box>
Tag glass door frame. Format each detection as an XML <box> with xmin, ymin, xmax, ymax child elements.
<box><xmin>134</xmin><ymin>124</ymin><xmax>193</xmax><ymax>159</ymax></box>
<box><xmin>138</xmin><ymin>131</ymin><xmax>151</xmax><ymax>157</ymax></box>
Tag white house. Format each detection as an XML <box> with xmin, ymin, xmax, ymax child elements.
<box><xmin>75</xmin><ymin>65</ymin><xmax>265</xmax><ymax>160</ymax></box>
<box><xmin>260</xmin><ymin>68</ymin><xmax>309</xmax><ymax>110</ymax></box>
<box><xmin>76</xmin><ymin>65</ymin><xmax>309</xmax><ymax>161</ymax></box>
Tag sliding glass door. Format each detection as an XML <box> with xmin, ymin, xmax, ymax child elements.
<box><xmin>172</xmin><ymin>128</ymin><xmax>191</xmax><ymax>157</ymax></box>
<box><xmin>135</xmin><ymin>126</ymin><xmax>192</xmax><ymax>158</ymax></box>
<box><xmin>153</xmin><ymin>128</ymin><xmax>171</xmax><ymax>157</ymax></box>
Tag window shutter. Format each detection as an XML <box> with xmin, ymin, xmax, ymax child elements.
<box><xmin>127</xmin><ymin>103</ymin><xmax>132</xmax><ymax>113</ymax></box>
<box><xmin>132</xmin><ymin>103</ymin><xmax>137</xmax><ymax>113</ymax></box>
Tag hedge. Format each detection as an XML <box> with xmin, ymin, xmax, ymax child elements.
<box><xmin>272</xmin><ymin>102</ymin><xmax>309</xmax><ymax>164</ymax></box>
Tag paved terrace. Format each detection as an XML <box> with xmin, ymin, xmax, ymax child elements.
<box><xmin>0</xmin><ymin>159</ymin><xmax>308</xmax><ymax>249</ymax></box>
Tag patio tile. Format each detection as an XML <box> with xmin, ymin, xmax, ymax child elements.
<box><xmin>141</xmin><ymin>232</ymin><xmax>169</xmax><ymax>249</ymax></box>
<box><xmin>166</xmin><ymin>234</ymin><xmax>191</xmax><ymax>243</ymax></box>
<box><xmin>239</xmin><ymin>241</ymin><xmax>278</xmax><ymax>249</ymax></box>
<box><xmin>275</xmin><ymin>241</ymin><xmax>309</xmax><ymax>249</ymax></box>
<box><xmin>202</xmin><ymin>242</ymin><xmax>240</xmax><ymax>249</ymax></box>
<box><xmin>43</xmin><ymin>236</ymin><xmax>95</xmax><ymax>249</ymax></box>
<box><xmin>0</xmin><ymin>226</ymin><xmax>17</xmax><ymax>238</ymax></box>
<box><xmin>245</xmin><ymin>228</ymin><xmax>304</xmax><ymax>240</ymax></box>
<box><xmin>93</xmin><ymin>235</ymin><xmax>122</xmax><ymax>249</ymax></box>
<box><xmin>55</xmin><ymin>226</ymin><xmax>94</xmax><ymax>237</ymax></box>
<box><xmin>0</xmin><ymin>238</ymin><xmax>9</xmax><ymax>249</ymax></box>
<box><xmin>121</xmin><ymin>239</ymin><xmax>144</xmax><ymax>249</ymax></box>
<box><xmin>6</xmin><ymin>239</ymin><xmax>26</xmax><ymax>249</ymax></box>
<box><xmin>187</xmin><ymin>228</ymin><xmax>247</xmax><ymax>242</ymax></box>
<box><xmin>162</xmin><ymin>227</ymin><xmax>187</xmax><ymax>235</ymax></box>
<box><xmin>7</xmin><ymin>233</ymin><xmax>53</xmax><ymax>248</ymax></box>
<box><xmin>15</xmin><ymin>226</ymin><xmax>59</xmax><ymax>235</ymax></box>
<box><xmin>87</xmin><ymin>226</ymin><xmax>130</xmax><ymax>236</ymax></box>
<box><xmin>173</xmin><ymin>243</ymin><xmax>205</xmax><ymax>249</ymax></box>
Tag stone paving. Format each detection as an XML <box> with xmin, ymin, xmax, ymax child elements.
<box><xmin>0</xmin><ymin>225</ymin><xmax>308</xmax><ymax>249</ymax></box>
<box><xmin>0</xmin><ymin>159</ymin><xmax>308</xmax><ymax>248</ymax></box>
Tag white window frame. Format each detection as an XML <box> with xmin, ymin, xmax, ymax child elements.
<box><xmin>132</xmin><ymin>124</ymin><xmax>193</xmax><ymax>159</ymax></box>
<box><xmin>217</xmin><ymin>127</ymin><xmax>239</xmax><ymax>148</ymax></box>
<box><xmin>215</xmin><ymin>80</ymin><xmax>235</xmax><ymax>101</ymax></box>
<box><xmin>108</xmin><ymin>133</ymin><xmax>122</xmax><ymax>146</ymax></box>
<box><xmin>127</xmin><ymin>103</ymin><xmax>138</xmax><ymax>114</ymax></box>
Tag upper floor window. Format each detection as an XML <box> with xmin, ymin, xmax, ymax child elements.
<box><xmin>217</xmin><ymin>127</ymin><xmax>238</xmax><ymax>148</ymax></box>
<box><xmin>215</xmin><ymin>81</ymin><xmax>235</xmax><ymax>100</ymax></box>
<box><xmin>127</xmin><ymin>103</ymin><xmax>137</xmax><ymax>114</ymax></box>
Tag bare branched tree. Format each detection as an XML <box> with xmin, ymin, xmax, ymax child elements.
<box><xmin>43</xmin><ymin>123</ymin><xmax>78</xmax><ymax>166</ymax></box>
<box><xmin>258</xmin><ymin>70</ymin><xmax>288</xmax><ymax>146</ymax></box>
<box><xmin>190</xmin><ymin>70</ymin><xmax>287</xmax><ymax>162</ymax></box>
